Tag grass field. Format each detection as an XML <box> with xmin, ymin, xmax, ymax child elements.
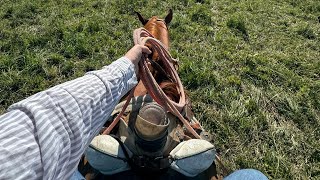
<box><xmin>0</xmin><ymin>0</ymin><xmax>319</xmax><ymax>179</ymax></box>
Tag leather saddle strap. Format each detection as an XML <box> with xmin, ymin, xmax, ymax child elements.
<box><xmin>103</xmin><ymin>88</ymin><xmax>135</xmax><ymax>135</ymax></box>
<box><xmin>109</xmin><ymin>134</ymin><xmax>133</xmax><ymax>166</ymax></box>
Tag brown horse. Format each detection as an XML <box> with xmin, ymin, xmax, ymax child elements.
<box><xmin>79</xmin><ymin>10</ymin><xmax>221</xmax><ymax>180</ymax></box>
<box><xmin>133</xmin><ymin>9</ymin><xmax>180</xmax><ymax>103</ymax></box>
<box><xmin>131</xmin><ymin>10</ymin><xmax>221</xmax><ymax>180</ymax></box>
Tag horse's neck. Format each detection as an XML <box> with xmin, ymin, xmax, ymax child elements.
<box><xmin>133</xmin><ymin>19</ymin><xmax>170</xmax><ymax>97</ymax></box>
<box><xmin>144</xmin><ymin>20</ymin><xmax>169</xmax><ymax>49</ymax></box>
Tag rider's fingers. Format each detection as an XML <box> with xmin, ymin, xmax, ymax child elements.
<box><xmin>140</xmin><ymin>45</ymin><xmax>152</xmax><ymax>54</ymax></box>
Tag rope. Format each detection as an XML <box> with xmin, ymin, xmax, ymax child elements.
<box><xmin>104</xmin><ymin>28</ymin><xmax>199</xmax><ymax>137</ymax></box>
<box><xmin>133</xmin><ymin>28</ymin><xmax>200</xmax><ymax>139</ymax></box>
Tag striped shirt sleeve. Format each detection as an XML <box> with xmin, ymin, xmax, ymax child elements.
<box><xmin>0</xmin><ymin>57</ymin><xmax>137</xmax><ymax>180</ymax></box>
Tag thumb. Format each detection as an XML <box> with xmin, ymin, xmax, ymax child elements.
<box><xmin>140</xmin><ymin>45</ymin><xmax>152</xmax><ymax>55</ymax></box>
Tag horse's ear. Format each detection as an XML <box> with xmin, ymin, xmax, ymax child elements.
<box><xmin>135</xmin><ymin>11</ymin><xmax>148</xmax><ymax>25</ymax></box>
<box><xmin>165</xmin><ymin>9</ymin><xmax>173</xmax><ymax>25</ymax></box>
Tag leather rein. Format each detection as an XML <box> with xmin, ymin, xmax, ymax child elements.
<box><xmin>103</xmin><ymin>28</ymin><xmax>200</xmax><ymax>139</ymax></box>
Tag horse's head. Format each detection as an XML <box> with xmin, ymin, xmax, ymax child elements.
<box><xmin>135</xmin><ymin>9</ymin><xmax>172</xmax><ymax>52</ymax></box>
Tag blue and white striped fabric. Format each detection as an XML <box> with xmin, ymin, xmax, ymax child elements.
<box><xmin>0</xmin><ymin>57</ymin><xmax>137</xmax><ymax>180</ymax></box>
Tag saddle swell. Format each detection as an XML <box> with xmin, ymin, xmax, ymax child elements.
<box><xmin>81</xmin><ymin>95</ymin><xmax>217</xmax><ymax>179</ymax></box>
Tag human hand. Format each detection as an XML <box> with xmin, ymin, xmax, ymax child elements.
<box><xmin>125</xmin><ymin>44</ymin><xmax>151</xmax><ymax>75</ymax></box>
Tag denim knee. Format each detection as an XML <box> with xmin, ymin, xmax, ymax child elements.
<box><xmin>224</xmin><ymin>169</ymin><xmax>268</xmax><ymax>180</ymax></box>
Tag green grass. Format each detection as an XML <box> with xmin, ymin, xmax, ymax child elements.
<box><xmin>0</xmin><ymin>0</ymin><xmax>319</xmax><ymax>179</ymax></box>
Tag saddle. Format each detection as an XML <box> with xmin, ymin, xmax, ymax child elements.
<box><xmin>79</xmin><ymin>95</ymin><xmax>222</xmax><ymax>180</ymax></box>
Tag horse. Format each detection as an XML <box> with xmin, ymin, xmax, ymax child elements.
<box><xmin>78</xmin><ymin>10</ymin><xmax>222</xmax><ymax>180</ymax></box>
<box><xmin>133</xmin><ymin>9</ymin><xmax>179</xmax><ymax>103</ymax></box>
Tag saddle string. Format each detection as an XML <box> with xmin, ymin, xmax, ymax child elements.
<box><xmin>103</xmin><ymin>88</ymin><xmax>134</xmax><ymax>135</ymax></box>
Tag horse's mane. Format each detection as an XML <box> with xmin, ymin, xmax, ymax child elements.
<box><xmin>160</xmin><ymin>81</ymin><xmax>179</xmax><ymax>103</ymax></box>
<box><xmin>144</xmin><ymin>17</ymin><xmax>170</xmax><ymax>50</ymax></box>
